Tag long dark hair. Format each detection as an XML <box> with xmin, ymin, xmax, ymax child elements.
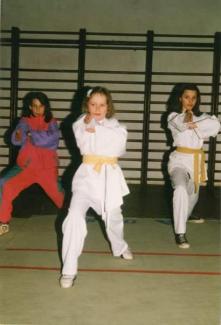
<box><xmin>21</xmin><ymin>91</ymin><xmax>53</xmax><ymax>122</ymax></box>
<box><xmin>167</xmin><ymin>83</ymin><xmax>202</xmax><ymax>116</ymax></box>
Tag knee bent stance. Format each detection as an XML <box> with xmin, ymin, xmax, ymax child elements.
<box><xmin>1</xmin><ymin>181</ymin><xmax>16</xmax><ymax>200</ymax></box>
<box><xmin>174</xmin><ymin>184</ymin><xmax>188</xmax><ymax>197</ymax></box>
<box><xmin>170</xmin><ymin>168</ymin><xmax>194</xmax><ymax>195</ymax></box>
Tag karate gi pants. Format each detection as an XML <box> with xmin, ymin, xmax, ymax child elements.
<box><xmin>0</xmin><ymin>166</ymin><xmax>64</xmax><ymax>223</ymax></box>
<box><xmin>62</xmin><ymin>194</ymin><xmax>128</xmax><ymax>277</ymax></box>
<box><xmin>170</xmin><ymin>168</ymin><xmax>199</xmax><ymax>234</ymax></box>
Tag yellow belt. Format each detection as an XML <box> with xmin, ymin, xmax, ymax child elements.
<box><xmin>83</xmin><ymin>155</ymin><xmax>118</xmax><ymax>173</ymax></box>
<box><xmin>176</xmin><ymin>147</ymin><xmax>206</xmax><ymax>192</ymax></box>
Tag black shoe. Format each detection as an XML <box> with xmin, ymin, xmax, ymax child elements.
<box><xmin>188</xmin><ymin>215</ymin><xmax>205</xmax><ymax>224</ymax></box>
<box><xmin>175</xmin><ymin>234</ymin><xmax>190</xmax><ymax>249</ymax></box>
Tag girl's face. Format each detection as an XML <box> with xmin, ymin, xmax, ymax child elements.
<box><xmin>180</xmin><ymin>90</ymin><xmax>197</xmax><ymax>112</ymax></box>
<box><xmin>30</xmin><ymin>98</ymin><xmax>45</xmax><ymax>117</ymax></box>
<box><xmin>87</xmin><ymin>93</ymin><xmax>108</xmax><ymax>121</ymax></box>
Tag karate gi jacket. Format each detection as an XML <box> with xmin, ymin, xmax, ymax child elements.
<box><xmin>167</xmin><ymin>112</ymin><xmax>220</xmax><ymax>180</ymax></box>
<box><xmin>71</xmin><ymin>115</ymin><xmax>129</xmax><ymax>216</ymax></box>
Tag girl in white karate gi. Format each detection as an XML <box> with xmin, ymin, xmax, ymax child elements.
<box><xmin>167</xmin><ymin>83</ymin><xmax>220</xmax><ymax>248</ymax></box>
<box><xmin>60</xmin><ymin>86</ymin><xmax>133</xmax><ymax>288</ymax></box>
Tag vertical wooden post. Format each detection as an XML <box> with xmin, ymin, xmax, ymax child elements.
<box><xmin>77</xmin><ymin>28</ymin><xmax>86</xmax><ymax>89</ymax></box>
<box><xmin>141</xmin><ymin>31</ymin><xmax>154</xmax><ymax>185</ymax></box>
<box><xmin>9</xmin><ymin>27</ymin><xmax>20</xmax><ymax>165</ymax></box>
<box><xmin>207</xmin><ymin>32</ymin><xmax>221</xmax><ymax>191</ymax></box>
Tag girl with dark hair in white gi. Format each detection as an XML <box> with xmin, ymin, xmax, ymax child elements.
<box><xmin>167</xmin><ymin>83</ymin><xmax>220</xmax><ymax>248</ymax></box>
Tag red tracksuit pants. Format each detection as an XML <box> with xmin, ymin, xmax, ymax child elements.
<box><xmin>0</xmin><ymin>166</ymin><xmax>64</xmax><ymax>223</ymax></box>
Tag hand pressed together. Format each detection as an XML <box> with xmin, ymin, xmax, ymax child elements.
<box><xmin>84</xmin><ymin>114</ymin><xmax>95</xmax><ymax>133</ymax></box>
<box><xmin>187</xmin><ymin>122</ymin><xmax>197</xmax><ymax>129</ymax></box>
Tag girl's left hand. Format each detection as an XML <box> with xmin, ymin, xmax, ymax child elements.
<box><xmin>86</xmin><ymin>127</ymin><xmax>95</xmax><ymax>133</ymax></box>
<box><xmin>187</xmin><ymin>122</ymin><xmax>197</xmax><ymax>129</ymax></box>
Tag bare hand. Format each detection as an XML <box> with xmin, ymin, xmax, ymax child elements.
<box><xmin>187</xmin><ymin>122</ymin><xmax>197</xmax><ymax>129</ymax></box>
<box><xmin>84</xmin><ymin>114</ymin><xmax>93</xmax><ymax>124</ymax></box>
<box><xmin>15</xmin><ymin>129</ymin><xmax>22</xmax><ymax>141</ymax></box>
<box><xmin>86</xmin><ymin>127</ymin><xmax>95</xmax><ymax>133</ymax></box>
<box><xmin>184</xmin><ymin>111</ymin><xmax>193</xmax><ymax>123</ymax></box>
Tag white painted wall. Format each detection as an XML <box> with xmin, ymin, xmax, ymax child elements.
<box><xmin>1</xmin><ymin>0</ymin><xmax>221</xmax><ymax>34</ymax></box>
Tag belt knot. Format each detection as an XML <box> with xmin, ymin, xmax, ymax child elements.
<box><xmin>176</xmin><ymin>146</ymin><xmax>206</xmax><ymax>192</ymax></box>
<box><xmin>83</xmin><ymin>155</ymin><xmax>118</xmax><ymax>172</ymax></box>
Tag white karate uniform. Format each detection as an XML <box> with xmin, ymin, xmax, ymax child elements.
<box><xmin>168</xmin><ymin>112</ymin><xmax>220</xmax><ymax>234</ymax></box>
<box><xmin>62</xmin><ymin>115</ymin><xmax>130</xmax><ymax>277</ymax></box>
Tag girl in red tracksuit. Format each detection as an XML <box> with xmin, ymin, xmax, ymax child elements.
<box><xmin>0</xmin><ymin>91</ymin><xmax>64</xmax><ymax>235</ymax></box>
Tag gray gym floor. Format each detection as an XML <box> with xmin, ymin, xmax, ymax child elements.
<box><xmin>0</xmin><ymin>215</ymin><xmax>220</xmax><ymax>325</ymax></box>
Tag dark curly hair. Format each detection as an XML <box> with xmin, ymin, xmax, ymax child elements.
<box><xmin>167</xmin><ymin>83</ymin><xmax>202</xmax><ymax>116</ymax></box>
<box><xmin>21</xmin><ymin>91</ymin><xmax>53</xmax><ymax>122</ymax></box>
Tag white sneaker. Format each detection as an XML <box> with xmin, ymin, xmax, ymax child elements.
<box><xmin>121</xmin><ymin>248</ymin><xmax>133</xmax><ymax>260</ymax></box>
<box><xmin>0</xmin><ymin>223</ymin><xmax>9</xmax><ymax>236</ymax></box>
<box><xmin>188</xmin><ymin>216</ymin><xmax>205</xmax><ymax>224</ymax></box>
<box><xmin>60</xmin><ymin>275</ymin><xmax>75</xmax><ymax>288</ymax></box>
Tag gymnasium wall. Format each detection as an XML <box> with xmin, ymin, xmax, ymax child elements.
<box><xmin>0</xmin><ymin>0</ymin><xmax>220</xmax><ymax>187</ymax></box>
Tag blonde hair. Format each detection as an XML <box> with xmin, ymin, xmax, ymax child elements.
<box><xmin>82</xmin><ymin>86</ymin><xmax>115</xmax><ymax>118</ymax></box>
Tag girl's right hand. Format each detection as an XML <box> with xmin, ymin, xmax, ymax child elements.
<box><xmin>183</xmin><ymin>111</ymin><xmax>193</xmax><ymax>123</ymax></box>
<box><xmin>84</xmin><ymin>114</ymin><xmax>93</xmax><ymax>124</ymax></box>
<box><xmin>84</xmin><ymin>114</ymin><xmax>95</xmax><ymax>132</ymax></box>
<box><xmin>15</xmin><ymin>129</ymin><xmax>22</xmax><ymax>141</ymax></box>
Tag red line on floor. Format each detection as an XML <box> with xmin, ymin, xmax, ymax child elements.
<box><xmin>131</xmin><ymin>252</ymin><xmax>221</xmax><ymax>257</ymax></box>
<box><xmin>5</xmin><ymin>248</ymin><xmax>221</xmax><ymax>257</ymax></box>
<box><xmin>7</xmin><ymin>248</ymin><xmax>58</xmax><ymax>252</ymax></box>
<box><xmin>0</xmin><ymin>265</ymin><xmax>220</xmax><ymax>276</ymax></box>
<box><xmin>0</xmin><ymin>265</ymin><xmax>59</xmax><ymax>271</ymax></box>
